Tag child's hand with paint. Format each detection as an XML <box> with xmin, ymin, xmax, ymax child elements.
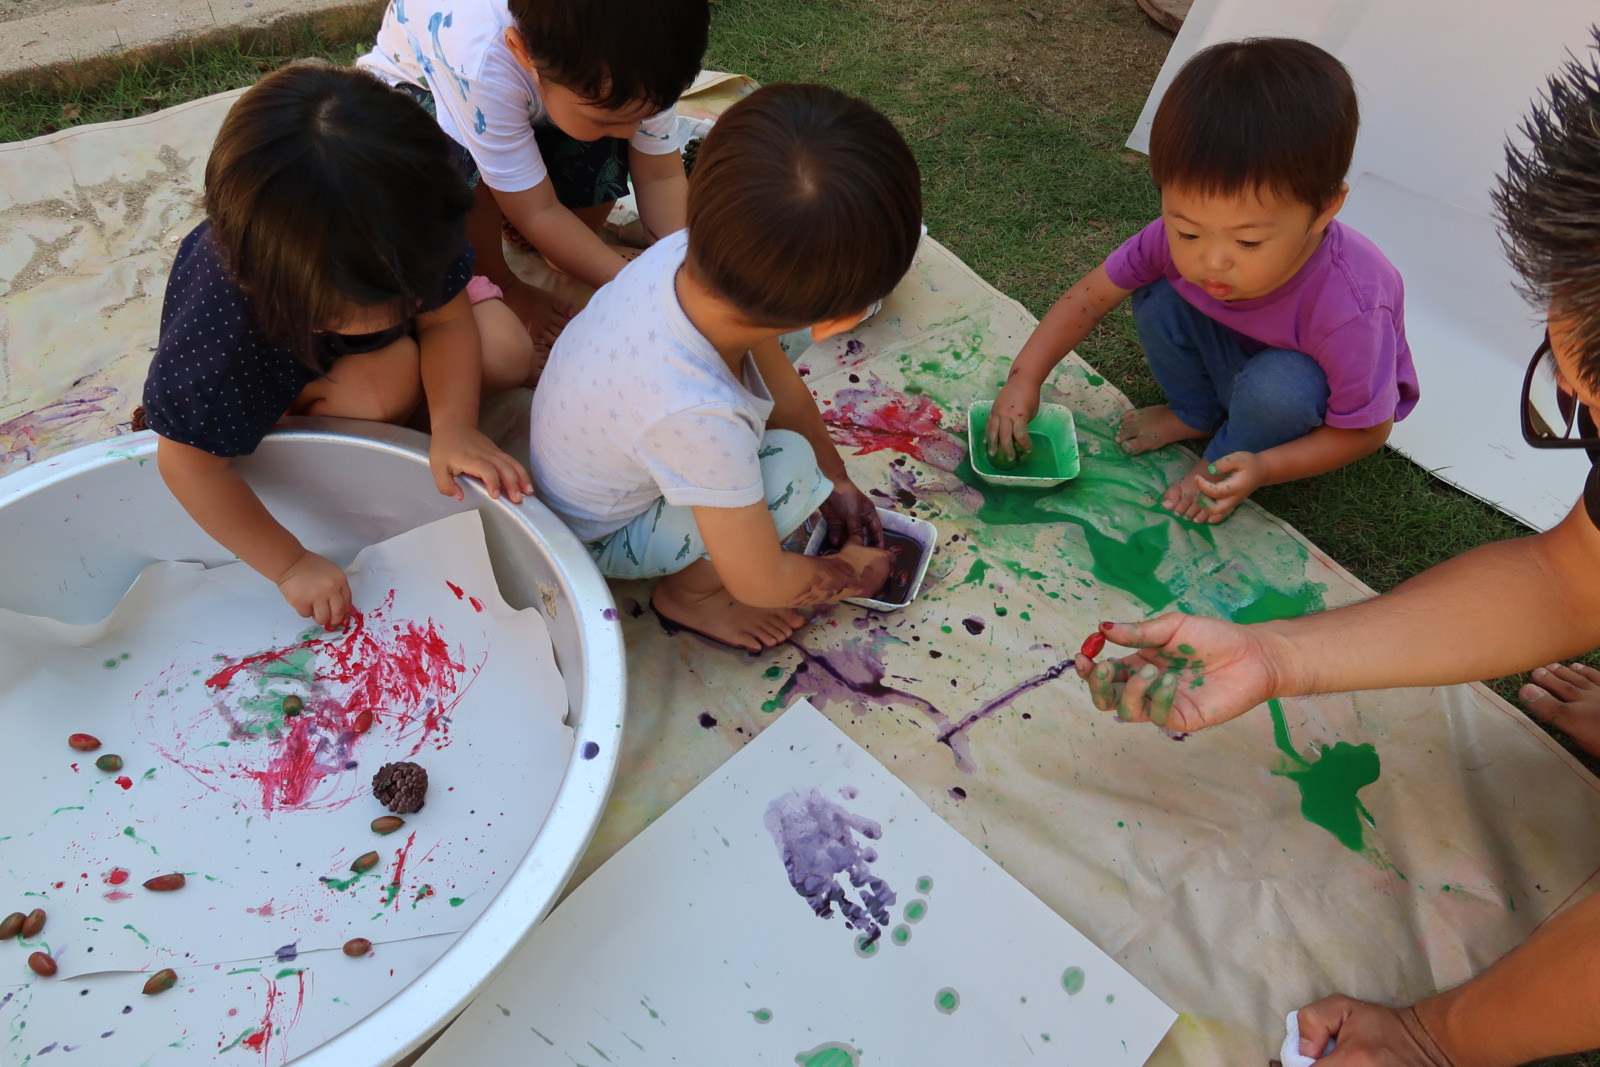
<box><xmin>275</xmin><ymin>549</ymin><xmax>352</xmax><ymax>631</ymax></box>
<box><xmin>1074</xmin><ymin>612</ymin><xmax>1279</xmax><ymax>732</ymax></box>
<box><xmin>986</xmin><ymin>377</ymin><xmax>1040</xmax><ymax>463</ymax></box>
<box><xmin>1193</xmin><ymin>451</ymin><xmax>1265</xmax><ymax>522</ymax></box>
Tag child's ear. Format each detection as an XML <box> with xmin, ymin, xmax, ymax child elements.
<box><xmin>810</xmin><ymin>309</ymin><xmax>872</xmax><ymax>343</ymax></box>
<box><xmin>1313</xmin><ymin>182</ymin><xmax>1350</xmax><ymax>233</ymax></box>
<box><xmin>504</xmin><ymin>28</ymin><xmax>537</xmax><ymax>79</ymax></box>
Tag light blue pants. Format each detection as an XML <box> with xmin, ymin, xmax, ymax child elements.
<box><xmin>584</xmin><ymin>429</ymin><xmax>833</xmax><ymax>580</ymax></box>
<box><xmin>1132</xmin><ymin>278</ymin><xmax>1329</xmax><ymax>461</ymax></box>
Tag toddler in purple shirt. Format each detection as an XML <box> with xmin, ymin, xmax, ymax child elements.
<box><xmin>987</xmin><ymin>37</ymin><xmax>1418</xmax><ymax>522</ymax></box>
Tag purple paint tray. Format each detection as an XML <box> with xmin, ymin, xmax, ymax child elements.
<box><xmin>802</xmin><ymin>507</ymin><xmax>937</xmax><ymax>612</ymax></box>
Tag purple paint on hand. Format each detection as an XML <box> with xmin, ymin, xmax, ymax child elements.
<box><xmin>764</xmin><ymin>789</ymin><xmax>897</xmax><ymax>945</ymax></box>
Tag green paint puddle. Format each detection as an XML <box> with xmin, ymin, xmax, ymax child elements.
<box><xmin>762</xmin><ymin>665</ymin><xmax>784</xmax><ymax>679</ymax></box>
<box><xmin>749</xmin><ymin>1008</ymin><xmax>773</xmax><ymax>1024</ymax></box>
<box><xmin>934</xmin><ymin>988</ymin><xmax>960</xmax><ymax>1014</ymax></box>
<box><xmin>1061</xmin><ymin>966</ymin><xmax>1086</xmax><ymax>995</ymax></box>
<box><xmin>795</xmin><ymin>1041</ymin><xmax>862</xmax><ymax>1067</ymax></box>
<box><xmin>1231</xmin><ymin>584</ymin><xmax>1324</xmax><ymax>624</ymax></box>
<box><xmin>762</xmin><ymin>671</ymin><xmax>801</xmax><ymax>713</ymax></box>
<box><xmin>979</xmin><ymin>433</ymin><xmax>1060</xmax><ymax>479</ymax></box>
<box><xmin>1268</xmin><ymin>699</ymin><xmax>1381</xmax><ymax>851</ymax></box>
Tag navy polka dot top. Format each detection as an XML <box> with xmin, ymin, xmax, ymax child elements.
<box><xmin>142</xmin><ymin>221</ymin><xmax>473</xmax><ymax>457</ymax></box>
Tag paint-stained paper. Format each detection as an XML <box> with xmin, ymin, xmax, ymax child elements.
<box><xmin>0</xmin><ymin>512</ymin><xmax>572</xmax><ymax>1062</ymax></box>
<box><xmin>417</xmin><ymin>701</ymin><xmax>1176</xmax><ymax>1066</ymax></box>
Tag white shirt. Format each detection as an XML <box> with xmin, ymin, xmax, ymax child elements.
<box><xmin>358</xmin><ymin>0</ymin><xmax>681</xmax><ymax>193</ymax></box>
<box><xmin>529</xmin><ymin>230</ymin><xmax>777</xmax><ymax>542</ymax></box>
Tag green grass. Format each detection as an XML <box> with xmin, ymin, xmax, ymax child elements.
<box><xmin>2</xmin><ymin>8</ymin><xmax>1596</xmax><ymax>1062</ymax></box>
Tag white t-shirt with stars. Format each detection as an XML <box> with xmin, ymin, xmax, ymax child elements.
<box><xmin>357</xmin><ymin>0</ymin><xmax>681</xmax><ymax>193</ymax></box>
<box><xmin>529</xmin><ymin>230</ymin><xmax>776</xmax><ymax>542</ymax></box>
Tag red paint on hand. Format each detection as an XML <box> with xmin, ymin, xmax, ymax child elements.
<box><xmin>1080</xmin><ymin>632</ymin><xmax>1106</xmax><ymax>659</ymax></box>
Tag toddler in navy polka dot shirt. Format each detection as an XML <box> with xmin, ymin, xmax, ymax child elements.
<box><xmin>142</xmin><ymin>60</ymin><xmax>546</xmax><ymax>629</ymax></box>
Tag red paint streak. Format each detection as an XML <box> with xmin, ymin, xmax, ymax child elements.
<box><xmin>823</xmin><ymin>390</ymin><xmax>947</xmax><ymax>463</ymax></box>
<box><xmin>445</xmin><ymin>581</ymin><xmax>464</xmax><ymax>599</ymax></box>
<box><xmin>114</xmin><ymin>776</ymin><xmax>133</xmax><ymax>790</ymax></box>
<box><xmin>241</xmin><ymin>970</ymin><xmax>306</xmax><ymax>1059</ymax></box>
<box><xmin>378</xmin><ymin>832</ymin><xmax>443</xmax><ymax>912</ymax></box>
<box><xmin>246</xmin><ymin>900</ymin><xmax>275</xmax><ymax>917</ymax></box>
<box><xmin>242</xmin><ymin>716</ymin><xmax>324</xmax><ymax>811</ymax></box>
<box><xmin>468</xmin><ymin>597</ymin><xmax>484</xmax><ymax>613</ymax></box>
<box><xmin>206</xmin><ymin>645</ymin><xmax>297</xmax><ymax>691</ymax></box>
<box><xmin>104</xmin><ymin>867</ymin><xmax>130</xmax><ymax>886</ymax></box>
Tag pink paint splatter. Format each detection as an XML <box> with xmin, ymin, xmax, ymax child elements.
<box><xmin>114</xmin><ymin>776</ymin><xmax>132</xmax><ymax>790</ymax></box>
<box><xmin>103</xmin><ymin>867</ymin><xmax>130</xmax><ymax>885</ymax></box>
<box><xmin>822</xmin><ymin>379</ymin><xmax>965</xmax><ymax>468</ymax></box>
<box><xmin>147</xmin><ymin>592</ymin><xmax>480</xmax><ymax>815</ymax></box>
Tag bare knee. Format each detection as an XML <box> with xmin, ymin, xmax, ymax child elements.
<box><xmin>474</xmin><ymin>298</ymin><xmax>539</xmax><ymax>390</ymax></box>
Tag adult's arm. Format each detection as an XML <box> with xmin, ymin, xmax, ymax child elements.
<box><xmin>1296</xmin><ymin>890</ymin><xmax>1600</xmax><ymax>1066</ymax></box>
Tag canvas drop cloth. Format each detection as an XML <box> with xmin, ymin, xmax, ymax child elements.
<box><xmin>3</xmin><ymin>73</ymin><xmax>1600</xmax><ymax>1066</ymax></box>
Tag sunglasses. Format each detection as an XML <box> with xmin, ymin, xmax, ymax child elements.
<box><xmin>1521</xmin><ymin>330</ymin><xmax>1600</xmax><ymax>449</ymax></box>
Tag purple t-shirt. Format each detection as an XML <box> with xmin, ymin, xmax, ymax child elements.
<box><xmin>1104</xmin><ymin>218</ymin><xmax>1419</xmax><ymax>430</ymax></box>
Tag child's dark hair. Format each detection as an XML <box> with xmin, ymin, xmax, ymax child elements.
<box><xmin>686</xmin><ymin>83</ymin><xmax>922</xmax><ymax>328</ymax></box>
<box><xmin>1495</xmin><ymin>27</ymin><xmax>1600</xmax><ymax>388</ymax></box>
<box><xmin>508</xmin><ymin>0</ymin><xmax>709</xmax><ymax>113</ymax></box>
<box><xmin>1149</xmin><ymin>37</ymin><xmax>1357</xmax><ymax>210</ymax></box>
<box><xmin>204</xmin><ymin>60</ymin><xmax>473</xmax><ymax>367</ymax></box>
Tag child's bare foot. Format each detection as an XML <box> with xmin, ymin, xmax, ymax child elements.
<box><xmin>1160</xmin><ymin>456</ymin><xmax>1234</xmax><ymax>523</ymax></box>
<box><xmin>1521</xmin><ymin>662</ymin><xmax>1600</xmax><ymax>757</ymax></box>
<box><xmin>651</xmin><ymin>581</ymin><xmax>805</xmax><ymax>653</ymax></box>
<box><xmin>1117</xmin><ymin>405</ymin><xmax>1208</xmax><ymax>456</ymax></box>
<box><xmin>502</xmin><ymin>280</ymin><xmax>575</xmax><ymax>348</ymax></box>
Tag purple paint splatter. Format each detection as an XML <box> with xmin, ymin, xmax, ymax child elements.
<box><xmin>961</xmin><ymin>616</ymin><xmax>986</xmax><ymax>635</ymax></box>
<box><xmin>581</xmin><ymin>741</ymin><xmax>600</xmax><ymax>760</ymax></box>
<box><xmin>602</xmin><ymin>608</ymin><xmax>618</xmax><ymax>621</ymax></box>
<box><xmin>275</xmin><ymin>942</ymin><xmax>298</xmax><ymax>962</ymax></box>
<box><xmin>697</xmin><ymin>712</ymin><xmax>718</xmax><ymax>729</ymax></box>
<box><xmin>764</xmin><ymin>789</ymin><xmax>896</xmax><ymax>945</ymax></box>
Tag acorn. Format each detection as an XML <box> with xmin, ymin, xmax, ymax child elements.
<box><xmin>27</xmin><ymin>952</ymin><xmax>56</xmax><ymax>977</ymax></box>
<box><xmin>342</xmin><ymin>938</ymin><xmax>372</xmax><ymax>958</ymax></box>
<box><xmin>350</xmin><ymin>851</ymin><xmax>380</xmax><ymax>874</ymax></box>
<box><xmin>142</xmin><ymin>968</ymin><xmax>177</xmax><ymax>995</ymax></box>
<box><xmin>142</xmin><ymin>873</ymin><xmax>186</xmax><ymax>892</ymax></box>
<box><xmin>370</xmin><ymin>816</ymin><xmax>405</xmax><ymax>836</ymax></box>
<box><xmin>20</xmin><ymin>909</ymin><xmax>46</xmax><ymax>938</ymax></box>
<box><xmin>281</xmin><ymin>695</ymin><xmax>304</xmax><ymax>717</ymax></box>
<box><xmin>95</xmin><ymin>754</ymin><xmax>124</xmax><ymax>773</ymax></box>
<box><xmin>67</xmin><ymin>733</ymin><xmax>101</xmax><ymax>752</ymax></box>
<box><xmin>0</xmin><ymin>912</ymin><xmax>24</xmax><ymax>939</ymax></box>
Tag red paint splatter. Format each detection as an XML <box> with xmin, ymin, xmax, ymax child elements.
<box><xmin>156</xmin><ymin>592</ymin><xmax>478</xmax><ymax>815</ymax></box>
<box><xmin>445</xmin><ymin>581</ymin><xmax>464</xmax><ymax>599</ymax></box>
<box><xmin>104</xmin><ymin>890</ymin><xmax>132</xmax><ymax>902</ymax></box>
<box><xmin>822</xmin><ymin>386</ymin><xmax>948</xmax><ymax>463</ymax></box>
<box><xmin>378</xmin><ymin>831</ymin><xmax>443</xmax><ymax>912</ymax></box>
<box><xmin>246</xmin><ymin>900</ymin><xmax>275</xmax><ymax>917</ymax></box>
<box><xmin>241</xmin><ymin>969</ymin><xmax>306</xmax><ymax>1059</ymax></box>
<box><xmin>468</xmin><ymin>597</ymin><xmax>484</xmax><ymax>613</ymax></box>
<box><xmin>104</xmin><ymin>868</ymin><xmax>130</xmax><ymax>886</ymax></box>
<box><xmin>114</xmin><ymin>776</ymin><xmax>132</xmax><ymax>790</ymax></box>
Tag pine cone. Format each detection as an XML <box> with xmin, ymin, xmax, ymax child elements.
<box><xmin>371</xmin><ymin>761</ymin><xmax>428</xmax><ymax>814</ymax></box>
<box><xmin>129</xmin><ymin>405</ymin><xmax>148</xmax><ymax>432</ymax></box>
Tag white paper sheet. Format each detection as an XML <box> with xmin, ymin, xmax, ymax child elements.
<box><xmin>417</xmin><ymin>700</ymin><xmax>1176</xmax><ymax>1066</ymax></box>
<box><xmin>0</xmin><ymin>512</ymin><xmax>573</xmax><ymax>1063</ymax></box>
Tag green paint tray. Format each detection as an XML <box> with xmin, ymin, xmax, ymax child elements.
<box><xmin>967</xmin><ymin>401</ymin><xmax>1080</xmax><ymax>486</ymax></box>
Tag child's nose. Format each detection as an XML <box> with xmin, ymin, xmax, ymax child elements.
<box><xmin>1200</xmin><ymin>242</ymin><xmax>1230</xmax><ymax>271</ymax></box>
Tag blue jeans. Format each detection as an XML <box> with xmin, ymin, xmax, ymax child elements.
<box><xmin>1131</xmin><ymin>279</ymin><xmax>1328</xmax><ymax>461</ymax></box>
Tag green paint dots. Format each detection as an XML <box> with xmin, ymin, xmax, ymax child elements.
<box><xmin>103</xmin><ymin>659</ymin><xmax>120</xmax><ymax>669</ymax></box>
<box><xmin>1105</xmin><ymin>994</ymin><xmax>1116</xmax><ymax>1004</ymax></box>
<box><xmin>1041</xmin><ymin>1033</ymin><xmax>1052</xmax><ymax>1042</ymax></box>
<box><xmin>958</xmin><ymin>558</ymin><xmax>992</xmax><ymax>587</ymax></box>
<box><xmin>915</xmin><ymin>875</ymin><xmax>933</xmax><ymax>893</ymax></box>
<box><xmin>891</xmin><ymin>924</ymin><xmax>911</xmax><ymax>946</ymax></box>
<box><xmin>940</xmin><ymin>625</ymin><xmax>953</xmax><ymax>634</ymax></box>
<box><xmin>854</xmin><ymin>934</ymin><xmax>879</xmax><ymax>959</ymax></box>
<box><xmin>1086</xmin><ymin>373</ymin><xmax>1105</xmax><ymax>385</ymax></box>
<box><xmin>449</xmin><ymin>897</ymin><xmax>467</xmax><ymax>907</ymax></box>
<box><xmin>904</xmin><ymin>899</ymin><xmax>927</xmax><ymax>924</ymax></box>
<box><xmin>795</xmin><ymin>1041</ymin><xmax>861</xmax><ymax>1067</ymax></box>
<box><xmin>934</xmin><ymin>987</ymin><xmax>960</xmax><ymax>1014</ymax></box>
<box><xmin>123</xmin><ymin>923</ymin><xmax>151</xmax><ymax>946</ymax></box>
<box><xmin>1267</xmin><ymin>700</ymin><xmax>1382</xmax><ymax>852</ymax></box>
<box><xmin>1061</xmin><ymin>967</ymin><xmax>1086</xmax><ymax>995</ymax></box>
<box><xmin>497</xmin><ymin>1004</ymin><xmax>511</xmax><ymax>1016</ymax></box>
<box><xmin>763</xmin><ymin>665</ymin><xmax>784</xmax><ymax>679</ymax></box>
<box><xmin>749</xmin><ymin>1008</ymin><xmax>773</xmax><ymax>1024</ymax></box>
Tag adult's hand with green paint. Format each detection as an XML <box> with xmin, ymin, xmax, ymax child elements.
<box><xmin>1293</xmin><ymin>996</ymin><xmax>1454</xmax><ymax>1067</ymax></box>
<box><xmin>986</xmin><ymin>377</ymin><xmax>1039</xmax><ymax>463</ymax></box>
<box><xmin>1074</xmin><ymin>612</ymin><xmax>1283</xmax><ymax>732</ymax></box>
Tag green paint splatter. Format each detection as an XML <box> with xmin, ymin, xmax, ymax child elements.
<box><xmin>795</xmin><ymin>1041</ymin><xmax>861</xmax><ymax>1067</ymax></box>
<box><xmin>891</xmin><ymin>924</ymin><xmax>911</xmax><ymax>946</ymax></box>
<box><xmin>854</xmin><ymin>934</ymin><xmax>879</xmax><ymax>959</ymax></box>
<box><xmin>915</xmin><ymin>875</ymin><xmax>934</xmax><ymax>892</ymax></box>
<box><xmin>1106</xmin><ymin>994</ymin><xmax>1116</xmax><ymax>1004</ymax></box>
<box><xmin>587</xmin><ymin>1041</ymin><xmax>614</xmax><ymax>1062</ymax></box>
<box><xmin>319</xmin><ymin>868</ymin><xmax>373</xmax><ymax>893</ymax></box>
<box><xmin>934</xmin><ymin>987</ymin><xmax>960</xmax><ymax>1014</ymax></box>
<box><xmin>529</xmin><ymin>1026</ymin><xmax>555</xmax><ymax>1046</ymax></box>
<box><xmin>749</xmin><ymin>1008</ymin><xmax>773</xmax><ymax>1024</ymax></box>
<box><xmin>448</xmin><ymin>897</ymin><xmax>468</xmax><ymax>907</ymax></box>
<box><xmin>103</xmin><ymin>659</ymin><xmax>120</xmax><ymax>669</ymax></box>
<box><xmin>763</xmin><ymin>665</ymin><xmax>784</xmax><ymax>679</ymax></box>
<box><xmin>275</xmin><ymin>967</ymin><xmax>301</xmax><ymax>979</ymax></box>
<box><xmin>761</xmin><ymin>671</ymin><xmax>801</xmax><ymax>713</ymax></box>
<box><xmin>1267</xmin><ymin>699</ymin><xmax>1382</xmax><ymax>851</ymax></box>
<box><xmin>123</xmin><ymin>924</ymin><xmax>151</xmax><ymax>946</ymax></box>
<box><xmin>1061</xmin><ymin>967</ymin><xmax>1086</xmax><ymax>995</ymax></box>
<box><xmin>1230</xmin><ymin>584</ymin><xmax>1324</xmax><ymax>624</ymax></box>
<box><xmin>497</xmin><ymin>1004</ymin><xmax>511</xmax><ymax>1016</ymax></box>
<box><xmin>904</xmin><ymin>899</ymin><xmax>927</xmax><ymax>923</ymax></box>
<box><xmin>957</xmin><ymin>558</ymin><xmax>992</xmax><ymax>587</ymax></box>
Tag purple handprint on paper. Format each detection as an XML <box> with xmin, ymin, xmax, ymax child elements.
<box><xmin>764</xmin><ymin>788</ymin><xmax>897</xmax><ymax>945</ymax></box>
